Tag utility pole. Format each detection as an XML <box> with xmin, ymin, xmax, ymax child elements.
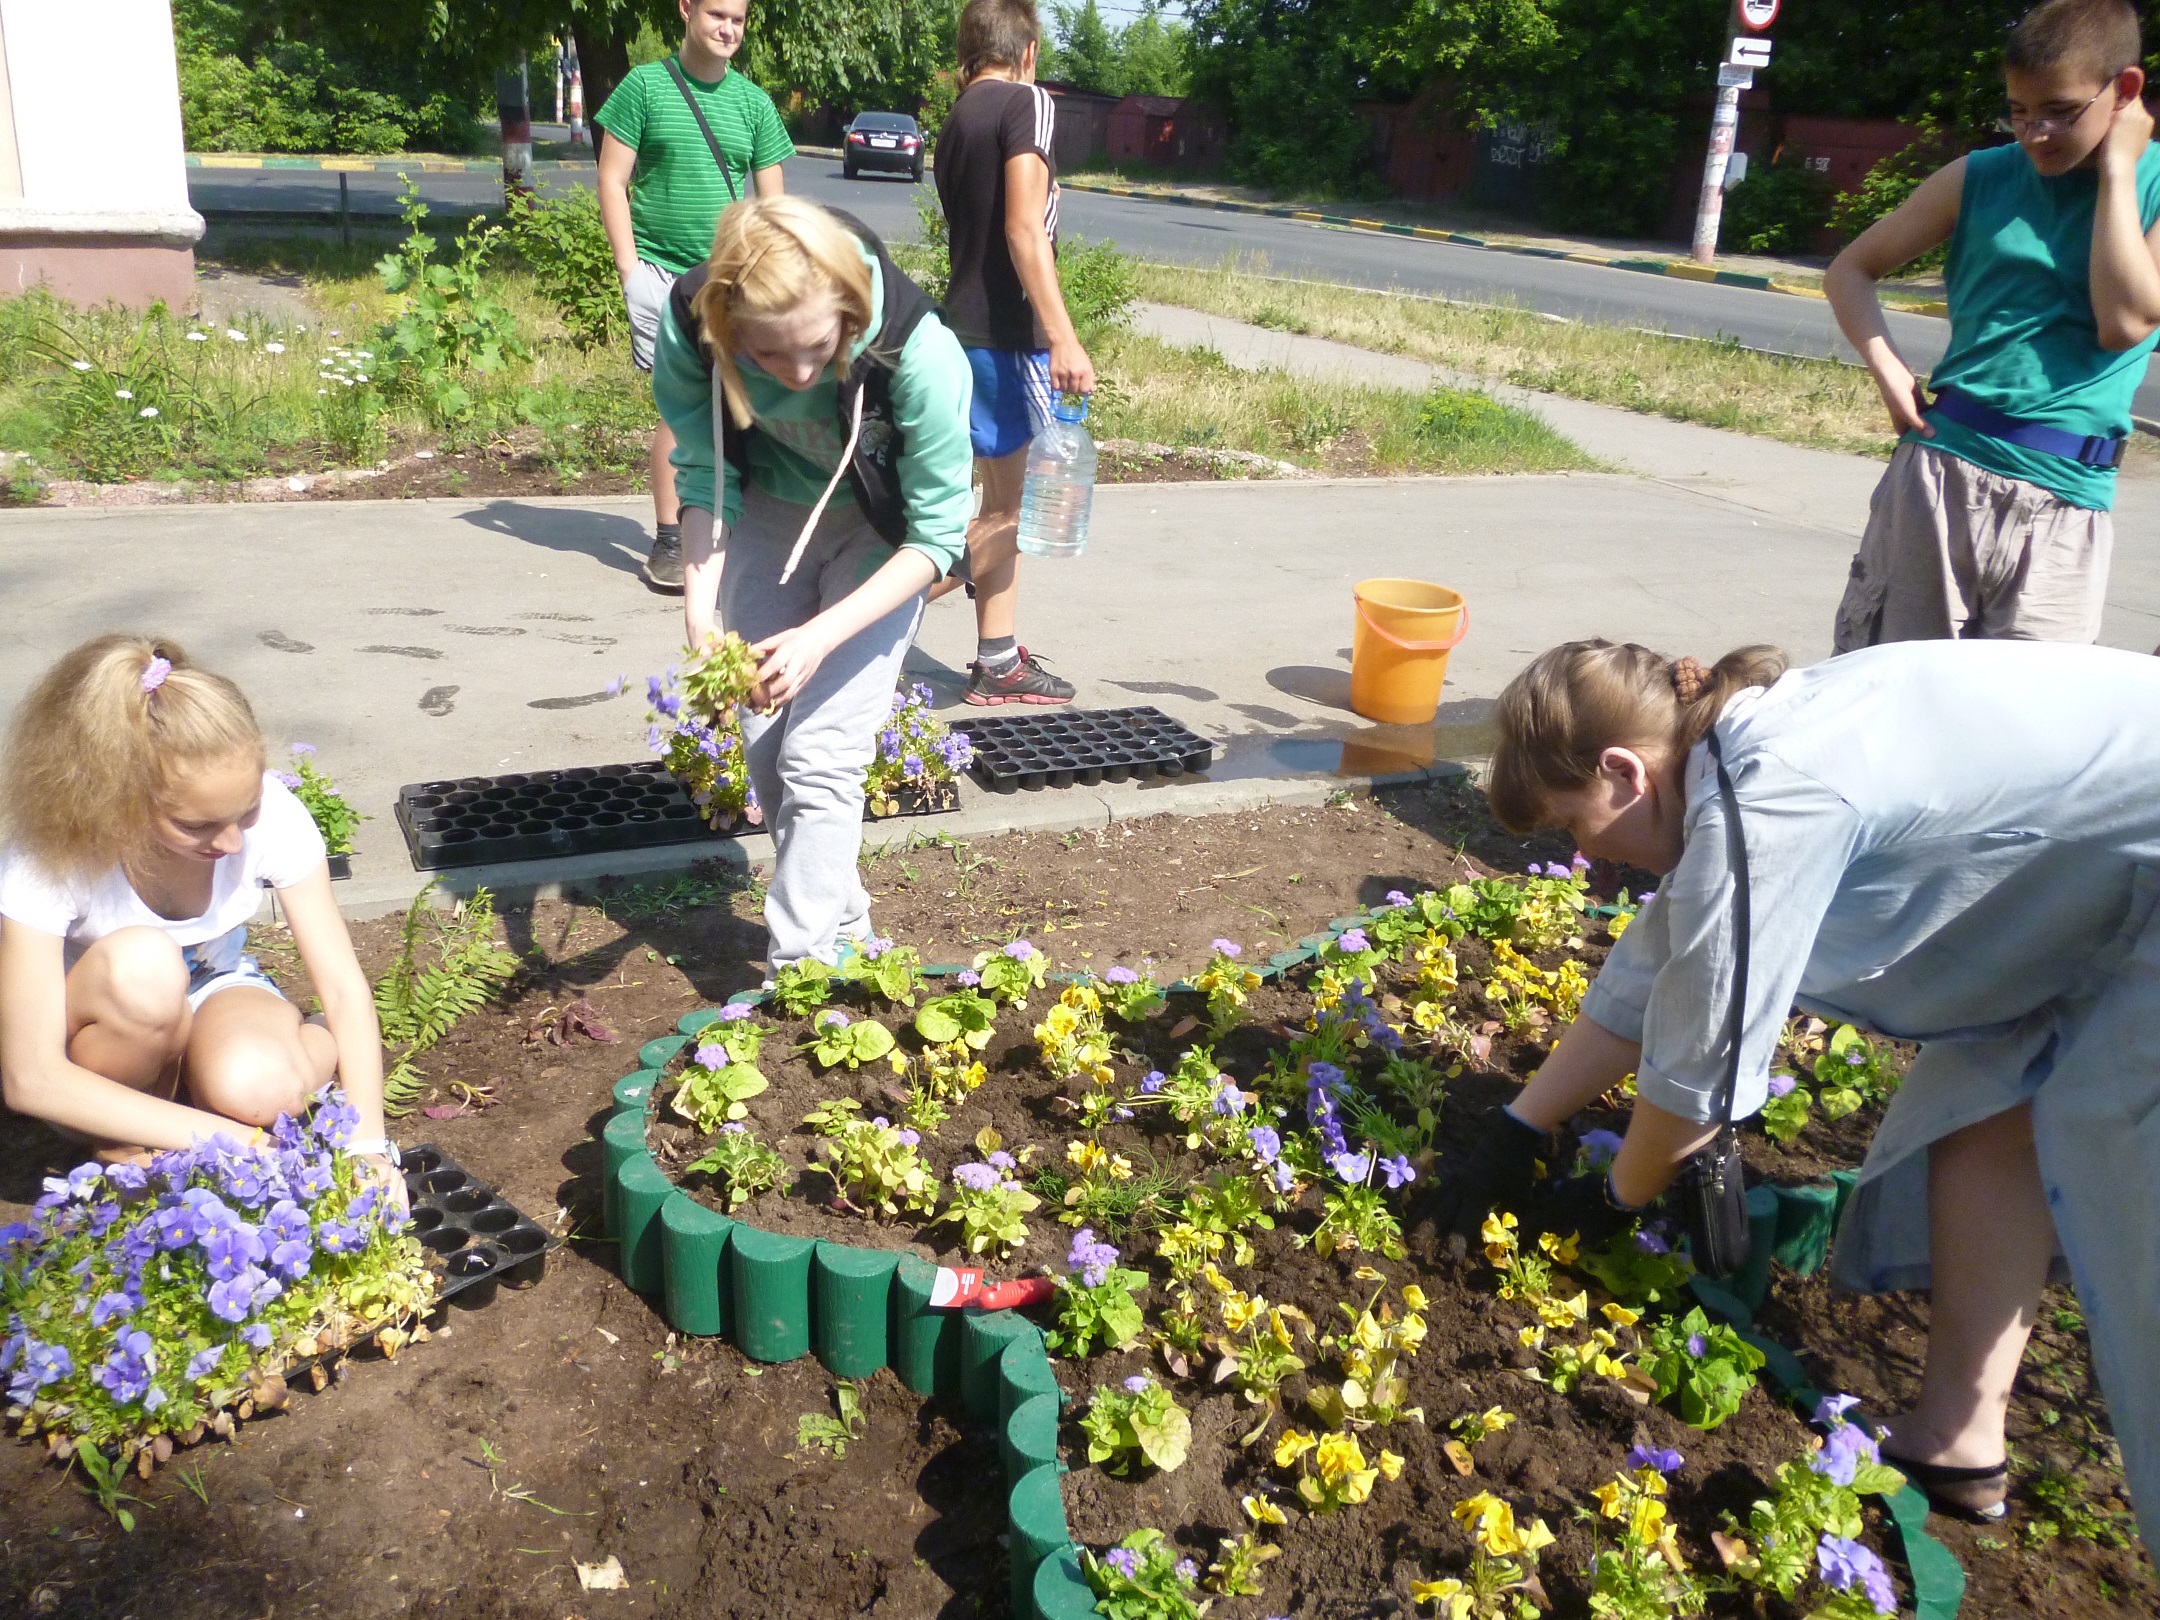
<box><xmin>498</xmin><ymin>54</ymin><xmax>533</xmax><ymax>192</ymax></box>
<box><xmin>1691</xmin><ymin>0</ymin><xmax>1779</xmax><ymax>264</ymax></box>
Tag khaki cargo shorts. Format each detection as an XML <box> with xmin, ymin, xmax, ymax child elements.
<box><xmin>1832</xmin><ymin>440</ymin><xmax>2112</xmax><ymax>652</ymax></box>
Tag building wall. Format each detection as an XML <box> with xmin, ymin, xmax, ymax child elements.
<box><xmin>0</xmin><ymin>0</ymin><xmax>203</xmax><ymax>309</ymax></box>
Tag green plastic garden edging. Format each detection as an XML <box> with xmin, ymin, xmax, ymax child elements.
<box><xmin>597</xmin><ymin>901</ymin><xmax>1964</xmax><ymax>1620</ymax></box>
<box><xmin>600</xmin><ymin>1065</ymin><xmax>1082</xmax><ymax>1616</ymax></box>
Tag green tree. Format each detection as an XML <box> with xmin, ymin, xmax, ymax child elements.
<box><xmin>1116</xmin><ymin>1</ymin><xmax>1192</xmax><ymax>98</ymax></box>
<box><xmin>1053</xmin><ymin>0</ymin><xmax>1122</xmax><ymax>94</ymax></box>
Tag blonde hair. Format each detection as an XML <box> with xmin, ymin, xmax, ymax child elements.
<box><xmin>1</xmin><ymin>633</ymin><xmax>264</xmax><ymax>881</ymax></box>
<box><xmin>692</xmin><ymin>196</ymin><xmax>876</xmax><ymax>426</ymax></box>
<box><xmin>1487</xmin><ymin>639</ymin><xmax>1788</xmax><ymax>833</ymax></box>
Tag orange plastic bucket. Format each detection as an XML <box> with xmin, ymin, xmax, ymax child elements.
<box><xmin>1349</xmin><ymin>579</ymin><xmax>1468</xmax><ymax>726</ymax></box>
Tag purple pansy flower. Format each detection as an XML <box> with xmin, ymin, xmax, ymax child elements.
<box><xmin>1379</xmin><ymin>1154</ymin><xmax>1415</xmax><ymax>1190</ymax></box>
<box><xmin>1329</xmin><ymin>1151</ymin><xmax>1371</xmax><ymax>1184</ymax></box>
<box><xmin>1627</xmin><ymin>1444</ymin><xmax>1685</xmax><ymax>1475</ymax></box>
<box><xmin>1248</xmin><ymin>1125</ymin><xmax>1281</xmax><ymax>1165</ymax></box>
<box><xmin>1818</xmin><ymin>1535</ymin><xmax>1897</xmax><ymax>1615</ymax></box>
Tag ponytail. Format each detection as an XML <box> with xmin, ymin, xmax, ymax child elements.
<box><xmin>1487</xmin><ymin>639</ymin><xmax>1787</xmax><ymax>833</ymax></box>
<box><xmin>1</xmin><ymin>633</ymin><xmax>263</xmax><ymax>881</ymax></box>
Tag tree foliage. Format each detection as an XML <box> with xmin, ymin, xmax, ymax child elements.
<box><xmin>1046</xmin><ymin>0</ymin><xmax>1192</xmax><ymax>98</ymax></box>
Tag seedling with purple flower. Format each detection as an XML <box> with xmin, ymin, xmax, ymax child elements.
<box><xmin>932</xmin><ymin>1145</ymin><xmax>1041</xmax><ymax>1256</ymax></box>
<box><xmin>1194</xmin><ymin>938</ymin><xmax>1262</xmax><ymax>1037</ymax></box>
<box><xmin>671</xmin><ymin>1037</ymin><xmax>771</xmax><ymax>1130</ymax></box>
<box><xmin>1082</xmin><ymin>1528</ymin><xmax>1208</xmax><ymax>1620</ymax></box>
<box><xmin>1642</xmin><ymin>1306</ymin><xmax>1766</xmax><ymax>1430</ymax></box>
<box><xmin>1816</xmin><ymin>1024</ymin><xmax>1899</xmax><ymax>1120</ymax></box>
<box><xmin>1</xmin><ymin>1088</ymin><xmax>432</xmax><ymax>1474</ymax></box>
<box><xmin>282</xmin><ymin>742</ymin><xmax>362</xmax><ymax>857</ymax></box>
<box><xmin>972</xmin><ymin>937</ymin><xmax>1049</xmax><ymax>1005</ymax></box>
<box><xmin>1308</xmin><ymin>1145</ymin><xmax>1409</xmax><ymax>1261</ymax></box>
<box><xmin>1720</xmin><ymin>1397</ymin><xmax>1906</xmax><ymax>1610</ymax></box>
<box><xmin>835</xmin><ymin>936</ymin><xmax>922</xmax><ymax>1007</ymax></box>
<box><xmin>866</xmin><ymin>683</ymin><xmax>971</xmax><ymax>817</ymax></box>
<box><xmin>641</xmin><ymin>634</ymin><xmax>762</xmax><ymax>828</ymax></box>
<box><xmin>1046</xmin><ymin>1227</ymin><xmax>1148</xmax><ymax>1356</ymax></box>
<box><xmin>801</xmin><ymin>1008</ymin><xmax>897</xmax><ymax>1070</ymax></box>
<box><xmin>1100</xmin><ymin>962</ymin><xmax>1167</xmax><ymax>1022</ymax></box>
<box><xmin>1319</xmin><ymin>925</ymin><xmax>1386</xmax><ymax>985</ymax></box>
<box><xmin>1760</xmin><ymin>1069</ymin><xmax>1812</xmax><ymax>1142</ymax></box>
<box><xmin>801</xmin><ymin>1099</ymin><xmax>933</xmax><ymax>1217</ymax></box>
<box><xmin>1080</xmin><ymin>1373</ymin><xmax>1193</xmax><ymax>1475</ymax></box>
<box><xmin>682</xmin><ymin>1123</ymin><xmax>789</xmax><ymax>1211</ymax></box>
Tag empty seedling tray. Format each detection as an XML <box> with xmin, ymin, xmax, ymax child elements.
<box><xmin>400</xmin><ymin>1143</ymin><xmax>557</xmax><ymax>1310</ymax></box>
<box><xmin>963</xmin><ymin>706</ymin><xmax>1213</xmax><ymax>792</ymax></box>
<box><xmin>397</xmin><ymin>764</ymin><xmax>708</xmax><ymax>871</ymax></box>
<box><xmin>396</xmin><ymin>764</ymin><xmax>961</xmax><ymax>871</ymax></box>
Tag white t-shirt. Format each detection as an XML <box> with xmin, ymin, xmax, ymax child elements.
<box><xmin>0</xmin><ymin>774</ymin><xmax>326</xmax><ymax>977</ymax></box>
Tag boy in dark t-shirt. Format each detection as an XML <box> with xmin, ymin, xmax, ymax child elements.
<box><xmin>930</xmin><ymin>0</ymin><xmax>1093</xmax><ymax>705</ymax></box>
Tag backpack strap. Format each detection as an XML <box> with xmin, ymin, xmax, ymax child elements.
<box><xmin>662</xmin><ymin>56</ymin><xmax>741</xmax><ymax>204</ymax></box>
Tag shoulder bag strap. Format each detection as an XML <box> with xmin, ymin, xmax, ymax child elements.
<box><xmin>1703</xmin><ymin>727</ymin><xmax>1751</xmax><ymax>1128</ymax></box>
<box><xmin>663</xmin><ymin>56</ymin><xmax>741</xmax><ymax>204</ymax></box>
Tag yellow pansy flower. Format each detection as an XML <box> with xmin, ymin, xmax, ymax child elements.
<box><xmin>1242</xmin><ymin>1493</ymin><xmax>1288</xmax><ymax>1526</ymax></box>
<box><xmin>1538</xmin><ymin>1230</ymin><xmax>1580</xmax><ymax>1265</ymax></box>
<box><xmin>1313</xmin><ymin>1430</ymin><xmax>1368</xmax><ymax>1482</ymax></box>
<box><xmin>1377</xmin><ymin>1448</ymin><xmax>1405</xmax><ymax>1482</ymax></box>
<box><xmin>1601</xmin><ymin>1303</ymin><xmax>1642</xmax><ymax>1327</ymax></box>
<box><xmin>1593</xmin><ymin>1480</ymin><xmax>1626</xmax><ymax>1518</ymax></box>
<box><xmin>1274</xmin><ymin>1429</ymin><xmax>1317</xmax><ymax>1468</ymax></box>
<box><xmin>1411</xmin><ymin>1577</ymin><xmax>1472</xmax><ymax>1620</ymax></box>
<box><xmin>1401</xmin><ymin>1284</ymin><xmax>1428</xmax><ymax>1311</ymax></box>
<box><xmin>1480</xmin><ymin>1211</ymin><xmax>1518</xmax><ymax>1246</ymax></box>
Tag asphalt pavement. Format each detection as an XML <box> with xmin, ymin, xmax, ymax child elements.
<box><xmin>189</xmin><ymin>157</ymin><xmax>1958</xmax><ymax>378</ymax></box>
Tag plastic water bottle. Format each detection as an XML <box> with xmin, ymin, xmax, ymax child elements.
<box><xmin>1017</xmin><ymin>398</ymin><xmax>1095</xmax><ymax>559</ymax></box>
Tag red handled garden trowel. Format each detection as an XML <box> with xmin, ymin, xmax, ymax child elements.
<box><xmin>929</xmin><ymin>1267</ymin><xmax>1057</xmax><ymax>1310</ymax></box>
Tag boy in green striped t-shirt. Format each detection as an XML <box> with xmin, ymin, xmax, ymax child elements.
<box><xmin>597</xmin><ymin>0</ymin><xmax>794</xmax><ymax>591</ymax></box>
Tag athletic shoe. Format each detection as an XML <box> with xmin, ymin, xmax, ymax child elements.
<box><xmin>642</xmin><ymin>531</ymin><xmax>684</xmax><ymax>593</ymax></box>
<box><xmin>965</xmin><ymin>647</ymin><xmax>1075</xmax><ymax>706</ymax></box>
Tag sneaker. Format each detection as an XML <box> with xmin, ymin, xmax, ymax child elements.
<box><xmin>965</xmin><ymin>647</ymin><xmax>1075</xmax><ymax>706</ymax></box>
<box><xmin>642</xmin><ymin>530</ymin><xmax>684</xmax><ymax>593</ymax></box>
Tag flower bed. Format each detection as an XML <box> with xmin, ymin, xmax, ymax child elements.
<box><xmin>601</xmin><ymin>870</ymin><xmax>1977</xmax><ymax>1620</ymax></box>
<box><xmin>1</xmin><ymin>1091</ymin><xmax>435</xmax><ymax>1494</ymax></box>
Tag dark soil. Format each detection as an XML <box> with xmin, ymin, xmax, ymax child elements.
<box><xmin>1</xmin><ymin>780</ymin><xmax>2150</xmax><ymax>1618</ymax></box>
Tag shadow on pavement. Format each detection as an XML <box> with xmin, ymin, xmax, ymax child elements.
<box><xmin>456</xmin><ymin>500</ymin><xmax>649</xmax><ymax>578</ymax></box>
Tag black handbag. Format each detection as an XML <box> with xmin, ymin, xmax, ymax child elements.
<box><xmin>1671</xmin><ymin>726</ymin><xmax>1753</xmax><ymax>1278</ymax></box>
<box><xmin>664</xmin><ymin>56</ymin><xmax>743</xmax><ymax>203</ymax></box>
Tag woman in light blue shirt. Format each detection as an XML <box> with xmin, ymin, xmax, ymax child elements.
<box><xmin>1438</xmin><ymin>636</ymin><xmax>2160</xmax><ymax>1538</ymax></box>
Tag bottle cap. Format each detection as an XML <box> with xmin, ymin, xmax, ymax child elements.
<box><xmin>1054</xmin><ymin>397</ymin><xmax>1088</xmax><ymax>424</ymax></box>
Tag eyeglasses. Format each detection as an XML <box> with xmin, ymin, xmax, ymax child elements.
<box><xmin>1996</xmin><ymin>86</ymin><xmax>2111</xmax><ymax>136</ymax></box>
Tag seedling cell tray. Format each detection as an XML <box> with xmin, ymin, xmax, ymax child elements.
<box><xmin>400</xmin><ymin>1143</ymin><xmax>557</xmax><ymax>1309</ymax></box>
<box><xmin>962</xmin><ymin>706</ymin><xmax>1213</xmax><ymax>792</ymax></box>
<box><xmin>395</xmin><ymin>764</ymin><xmax>959</xmax><ymax>870</ymax></box>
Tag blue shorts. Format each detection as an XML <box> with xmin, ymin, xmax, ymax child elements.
<box><xmin>965</xmin><ymin>348</ymin><xmax>1056</xmax><ymax>460</ymax></box>
<box><xmin>182</xmin><ymin>925</ymin><xmax>285</xmax><ymax>1013</ymax></box>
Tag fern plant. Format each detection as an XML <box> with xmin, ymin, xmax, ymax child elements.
<box><xmin>375</xmin><ymin>884</ymin><xmax>519</xmax><ymax>1115</ymax></box>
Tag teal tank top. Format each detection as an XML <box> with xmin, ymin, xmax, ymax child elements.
<box><xmin>1918</xmin><ymin>140</ymin><xmax>2160</xmax><ymax>511</ymax></box>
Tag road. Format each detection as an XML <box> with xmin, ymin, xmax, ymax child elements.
<box><xmin>189</xmin><ymin>154</ymin><xmax>2160</xmax><ymax>415</ymax></box>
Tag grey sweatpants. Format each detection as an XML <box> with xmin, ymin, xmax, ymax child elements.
<box><xmin>1832</xmin><ymin>441</ymin><xmax>2111</xmax><ymax>651</ymax></box>
<box><xmin>722</xmin><ymin>486</ymin><xmax>925</xmax><ymax>967</ymax></box>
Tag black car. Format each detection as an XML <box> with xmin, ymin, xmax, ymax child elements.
<box><xmin>842</xmin><ymin>112</ymin><xmax>925</xmax><ymax>181</ymax></box>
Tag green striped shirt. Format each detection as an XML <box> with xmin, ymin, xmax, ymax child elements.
<box><xmin>594</xmin><ymin>58</ymin><xmax>795</xmax><ymax>274</ymax></box>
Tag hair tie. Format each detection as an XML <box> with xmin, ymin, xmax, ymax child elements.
<box><xmin>1670</xmin><ymin>656</ymin><xmax>1707</xmax><ymax>704</ymax></box>
<box><xmin>141</xmin><ymin>656</ymin><xmax>172</xmax><ymax>694</ymax></box>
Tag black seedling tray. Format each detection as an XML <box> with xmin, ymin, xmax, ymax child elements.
<box><xmin>400</xmin><ymin>1143</ymin><xmax>556</xmax><ymax>1311</ymax></box>
<box><xmin>963</xmin><ymin>706</ymin><xmax>1214</xmax><ymax>792</ymax></box>
<box><xmin>396</xmin><ymin>764</ymin><xmax>708</xmax><ymax>871</ymax></box>
<box><xmin>396</xmin><ymin>763</ymin><xmax>961</xmax><ymax>871</ymax></box>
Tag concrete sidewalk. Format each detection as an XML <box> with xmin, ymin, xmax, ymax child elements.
<box><xmin>3</xmin><ymin>317</ymin><xmax>2157</xmax><ymax>915</ymax></box>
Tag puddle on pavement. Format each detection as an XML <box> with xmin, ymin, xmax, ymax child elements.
<box><xmin>1154</xmin><ymin>710</ymin><xmax>1500</xmax><ymax>787</ymax></box>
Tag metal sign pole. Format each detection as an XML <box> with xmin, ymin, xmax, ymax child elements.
<box><xmin>1690</xmin><ymin>0</ymin><xmax>1778</xmax><ymax>264</ymax></box>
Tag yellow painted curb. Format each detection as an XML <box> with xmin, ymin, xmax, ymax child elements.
<box><xmin>1565</xmin><ymin>252</ymin><xmax>1612</xmax><ymax>266</ymax></box>
<box><xmin>196</xmin><ymin>154</ymin><xmax>263</xmax><ymax>168</ymax></box>
<box><xmin>1664</xmin><ymin>263</ymin><xmax>1718</xmax><ymax>283</ymax></box>
<box><xmin>1410</xmin><ymin>227</ymin><xmax>1451</xmax><ymax>241</ymax></box>
<box><xmin>318</xmin><ymin>159</ymin><xmax>374</xmax><ymax>172</ymax></box>
<box><xmin>1771</xmin><ymin>281</ymin><xmax>1828</xmax><ymax>299</ymax></box>
<box><xmin>1911</xmin><ymin>300</ymin><xmax>1950</xmax><ymax>317</ymax></box>
<box><xmin>1291</xmin><ymin>210</ymin><xmax>1324</xmax><ymax>222</ymax></box>
<box><xmin>1349</xmin><ymin>218</ymin><xmax>1387</xmax><ymax>230</ymax></box>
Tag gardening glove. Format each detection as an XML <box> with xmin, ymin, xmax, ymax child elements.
<box><xmin>1431</xmin><ymin>1105</ymin><xmax>1549</xmax><ymax>1247</ymax></box>
<box><xmin>1531</xmin><ymin>1171</ymin><xmax>1639</xmax><ymax>1251</ymax></box>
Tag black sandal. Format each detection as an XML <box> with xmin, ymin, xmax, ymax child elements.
<box><xmin>1879</xmin><ymin>1450</ymin><xmax>2009</xmax><ymax>1522</ymax></box>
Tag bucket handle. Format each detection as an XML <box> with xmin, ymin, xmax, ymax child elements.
<box><xmin>1356</xmin><ymin>595</ymin><xmax>1469</xmax><ymax>653</ymax></box>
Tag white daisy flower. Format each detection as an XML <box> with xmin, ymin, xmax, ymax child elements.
<box><xmin>225</xmin><ymin>329</ymin><xmax>246</xmax><ymax>341</ymax></box>
<box><xmin>114</xmin><ymin>389</ymin><xmax>133</xmax><ymax>400</ymax></box>
<box><xmin>70</xmin><ymin>360</ymin><xmax>92</xmax><ymax>371</ymax></box>
<box><xmin>139</xmin><ymin>406</ymin><xmax>159</xmax><ymax>418</ymax></box>
<box><xmin>185</xmin><ymin>331</ymin><xmax>209</xmax><ymax>342</ymax></box>
<box><xmin>264</xmin><ymin>342</ymin><xmax>285</xmax><ymax>354</ymax></box>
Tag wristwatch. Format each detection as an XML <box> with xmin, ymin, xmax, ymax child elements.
<box><xmin>344</xmin><ymin>1136</ymin><xmax>403</xmax><ymax>1167</ymax></box>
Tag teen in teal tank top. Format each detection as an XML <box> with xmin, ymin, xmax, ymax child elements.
<box><xmin>1921</xmin><ymin>140</ymin><xmax>2160</xmax><ymax>510</ymax></box>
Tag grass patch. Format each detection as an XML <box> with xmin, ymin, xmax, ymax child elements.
<box><xmin>1091</xmin><ymin>329</ymin><xmax>1594</xmax><ymax>478</ymax></box>
<box><xmin>1130</xmin><ymin>258</ymin><xmax>1902</xmax><ymax>459</ymax></box>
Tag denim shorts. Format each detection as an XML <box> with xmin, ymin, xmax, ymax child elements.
<box><xmin>965</xmin><ymin>347</ymin><xmax>1056</xmax><ymax>459</ymax></box>
<box><xmin>183</xmin><ymin>925</ymin><xmax>285</xmax><ymax>1013</ymax></box>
